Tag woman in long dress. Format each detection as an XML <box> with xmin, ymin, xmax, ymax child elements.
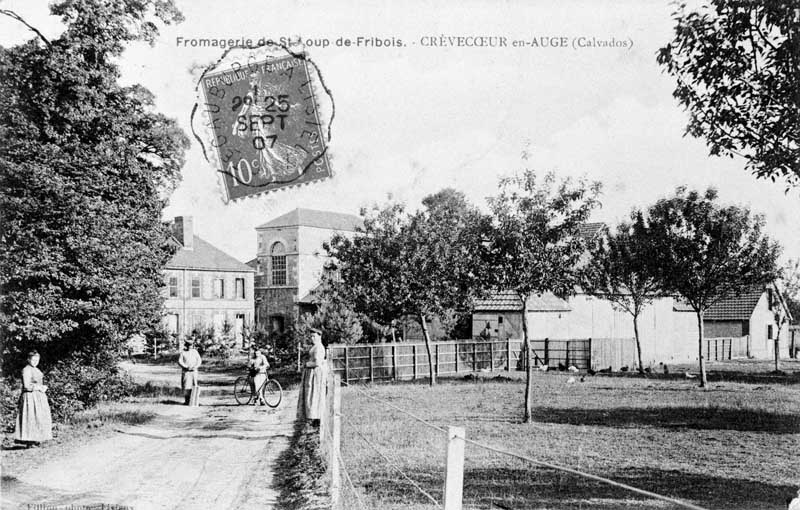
<box><xmin>297</xmin><ymin>328</ymin><xmax>326</xmax><ymax>423</ymax></box>
<box><xmin>15</xmin><ymin>351</ymin><xmax>53</xmax><ymax>446</ymax></box>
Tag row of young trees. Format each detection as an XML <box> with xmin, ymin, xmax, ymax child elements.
<box><xmin>321</xmin><ymin>170</ymin><xmax>783</xmax><ymax>422</ymax></box>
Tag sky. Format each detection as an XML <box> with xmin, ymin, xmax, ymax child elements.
<box><xmin>2</xmin><ymin>0</ymin><xmax>798</xmax><ymax>264</ymax></box>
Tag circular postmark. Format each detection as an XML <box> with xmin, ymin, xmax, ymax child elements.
<box><xmin>192</xmin><ymin>43</ymin><xmax>334</xmax><ymax>202</ymax></box>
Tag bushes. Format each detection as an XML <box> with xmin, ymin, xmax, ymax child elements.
<box><xmin>0</xmin><ymin>378</ymin><xmax>21</xmax><ymax>433</ymax></box>
<box><xmin>44</xmin><ymin>357</ymin><xmax>136</xmax><ymax>423</ymax></box>
<box><xmin>191</xmin><ymin>323</ymin><xmax>238</xmax><ymax>359</ymax></box>
<box><xmin>250</xmin><ymin>324</ymin><xmax>299</xmax><ymax>369</ymax></box>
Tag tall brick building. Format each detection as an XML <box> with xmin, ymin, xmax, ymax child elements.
<box><xmin>163</xmin><ymin>216</ymin><xmax>255</xmax><ymax>343</ymax></box>
<box><xmin>250</xmin><ymin>208</ymin><xmax>361</xmax><ymax>332</ymax></box>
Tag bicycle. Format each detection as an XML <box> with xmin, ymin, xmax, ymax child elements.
<box><xmin>233</xmin><ymin>372</ymin><xmax>282</xmax><ymax>407</ymax></box>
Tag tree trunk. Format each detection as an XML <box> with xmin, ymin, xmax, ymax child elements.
<box><xmin>521</xmin><ymin>297</ymin><xmax>533</xmax><ymax>423</ymax></box>
<box><xmin>420</xmin><ymin>315</ymin><xmax>436</xmax><ymax>387</ymax></box>
<box><xmin>633</xmin><ymin>314</ymin><xmax>644</xmax><ymax>374</ymax></box>
<box><xmin>696</xmin><ymin>311</ymin><xmax>707</xmax><ymax>388</ymax></box>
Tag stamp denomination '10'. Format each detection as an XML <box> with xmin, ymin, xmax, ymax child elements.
<box><xmin>200</xmin><ymin>54</ymin><xmax>332</xmax><ymax>200</ymax></box>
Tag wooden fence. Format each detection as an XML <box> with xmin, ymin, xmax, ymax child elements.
<box><xmin>704</xmin><ymin>336</ymin><xmax>749</xmax><ymax>361</ymax></box>
<box><xmin>326</xmin><ymin>337</ymin><xmax>637</xmax><ymax>383</ymax></box>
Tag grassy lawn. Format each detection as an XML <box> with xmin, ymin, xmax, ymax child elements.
<box><xmin>339</xmin><ymin>362</ymin><xmax>800</xmax><ymax>510</ymax></box>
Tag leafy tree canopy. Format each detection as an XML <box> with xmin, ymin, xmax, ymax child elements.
<box><xmin>657</xmin><ymin>1</ymin><xmax>800</xmax><ymax>186</ymax></box>
<box><xmin>0</xmin><ymin>0</ymin><xmax>189</xmax><ymax>373</ymax></box>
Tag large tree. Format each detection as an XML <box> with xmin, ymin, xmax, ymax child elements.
<box><xmin>657</xmin><ymin>1</ymin><xmax>800</xmax><ymax>186</ymax></box>
<box><xmin>646</xmin><ymin>187</ymin><xmax>781</xmax><ymax>387</ymax></box>
<box><xmin>326</xmin><ymin>189</ymin><xmax>491</xmax><ymax>386</ymax></box>
<box><xmin>0</xmin><ymin>1</ymin><xmax>189</xmax><ymax>373</ymax></box>
<box><xmin>584</xmin><ymin>213</ymin><xmax>661</xmax><ymax>373</ymax></box>
<box><xmin>488</xmin><ymin>170</ymin><xmax>601</xmax><ymax>422</ymax></box>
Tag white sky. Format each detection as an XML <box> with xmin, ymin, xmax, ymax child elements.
<box><xmin>2</xmin><ymin>0</ymin><xmax>798</xmax><ymax>263</ymax></box>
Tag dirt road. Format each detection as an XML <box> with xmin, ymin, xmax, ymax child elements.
<box><xmin>2</xmin><ymin>363</ymin><xmax>297</xmax><ymax>510</ymax></box>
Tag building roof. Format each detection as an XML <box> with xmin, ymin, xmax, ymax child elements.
<box><xmin>704</xmin><ymin>286</ymin><xmax>766</xmax><ymax>320</ymax></box>
<box><xmin>578</xmin><ymin>222</ymin><xmax>606</xmax><ymax>242</ymax></box>
<box><xmin>256</xmin><ymin>208</ymin><xmax>363</xmax><ymax>231</ymax></box>
<box><xmin>166</xmin><ymin>235</ymin><xmax>254</xmax><ymax>272</ymax></box>
<box><xmin>474</xmin><ymin>290</ymin><xmax>571</xmax><ymax>312</ymax></box>
<box><xmin>299</xmin><ymin>284</ymin><xmax>323</xmax><ymax>304</ymax></box>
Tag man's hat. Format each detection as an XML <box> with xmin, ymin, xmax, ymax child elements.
<box><xmin>308</xmin><ymin>327</ymin><xmax>322</xmax><ymax>335</ymax></box>
<box><xmin>184</xmin><ymin>339</ymin><xmax>194</xmax><ymax>347</ymax></box>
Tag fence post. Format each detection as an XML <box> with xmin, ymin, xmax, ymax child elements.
<box><xmin>320</xmin><ymin>371</ymin><xmax>332</xmax><ymax>454</ymax></box>
<box><xmin>544</xmin><ymin>338</ymin><xmax>550</xmax><ymax>366</ymax></box>
<box><xmin>343</xmin><ymin>346</ymin><xmax>349</xmax><ymax>384</ymax></box>
<box><xmin>369</xmin><ymin>346</ymin><xmax>374</xmax><ymax>383</ymax></box>
<box><xmin>297</xmin><ymin>342</ymin><xmax>301</xmax><ymax>373</ymax></box>
<box><xmin>331</xmin><ymin>374</ymin><xmax>342</xmax><ymax>510</ymax></box>
<box><xmin>412</xmin><ymin>344</ymin><xmax>417</xmax><ymax>380</ymax></box>
<box><xmin>506</xmin><ymin>339</ymin><xmax>511</xmax><ymax>371</ymax></box>
<box><xmin>392</xmin><ymin>344</ymin><xmax>397</xmax><ymax>380</ymax></box>
<box><xmin>472</xmin><ymin>343</ymin><xmax>477</xmax><ymax>372</ymax></box>
<box><xmin>455</xmin><ymin>343</ymin><xmax>459</xmax><ymax>373</ymax></box>
<box><xmin>443</xmin><ymin>426</ymin><xmax>465</xmax><ymax>510</ymax></box>
<box><xmin>489</xmin><ymin>342</ymin><xmax>494</xmax><ymax>372</ymax></box>
<box><xmin>435</xmin><ymin>343</ymin><xmax>440</xmax><ymax>376</ymax></box>
<box><xmin>728</xmin><ymin>338</ymin><xmax>732</xmax><ymax>360</ymax></box>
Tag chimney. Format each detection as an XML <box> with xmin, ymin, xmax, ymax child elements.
<box><xmin>173</xmin><ymin>216</ymin><xmax>194</xmax><ymax>250</ymax></box>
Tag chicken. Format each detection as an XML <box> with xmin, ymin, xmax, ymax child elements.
<box><xmin>684</xmin><ymin>371</ymin><xmax>697</xmax><ymax>379</ymax></box>
<box><xmin>537</xmin><ymin>364</ymin><xmax>549</xmax><ymax>372</ymax></box>
<box><xmin>557</xmin><ymin>362</ymin><xmax>567</xmax><ymax>371</ymax></box>
<box><xmin>787</xmin><ymin>489</ymin><xmax>800</xmax><ymax>510</ymax></box>
<box><xmin>598</xmin><ymin>366</ymin><xmax>612</xmax><ymax>374</ymax></box>
<box><xmin>644</xmin><ymin>367</ymin><xmax>652</xmax><ymax>374</ymax></box>
<box><xmin>587</xmin><ymin>368</ymin><xmax>597</xmax><ymax>376</ymax></box>
<box><xmin>567</xmin><ymin>365</ymin><xmax>579</xmax><ymax>373</ymax></box>
<box><xmin>566</xmin><ymin>376</ymin><xmax>576</xmax><ymax>384</ymax></box>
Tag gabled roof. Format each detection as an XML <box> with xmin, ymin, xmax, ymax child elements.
<box><xmin>474</xmin><ymin>290</ymin><xmax>523</xmax><ymax>311</ymax></box>
<box><xmin>578</xmin><ymin>222</ymin><xmax>606</xmax><ymax>242</ymax></box>
<box><xmin>166</xmin><ymin>236</ymin><xmax>254</xmax><ymax>272</ymax></box>
<box><xmin>474</xmin><ymin>291</ymin><xmax>571</xmax><ymax>312</ymax></box>
<box><xmin>704</xmin><ymin>286</ymin><xmax>767</xmax><ymax>321</ymax></box>
<box><xmin>257</xmin><ymin>208</ymin><xmax>362</xmax><ymax>231</ymax></box>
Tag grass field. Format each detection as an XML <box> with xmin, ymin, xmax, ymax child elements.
<box><xmin>339</xmin><ymin>360</ymin><xmax>800</xmax><ymax>510</ymax></box>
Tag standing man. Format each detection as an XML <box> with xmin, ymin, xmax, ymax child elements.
<box><xmin>178</xmin><ymin>339</ymin><xmax>202</xmax><ymax>405</ymax></box>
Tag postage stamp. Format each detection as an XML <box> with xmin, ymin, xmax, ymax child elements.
<box><xmin>195</xmin><ymin>46</ymin><xmax>333</xmax><ymax>201</ymax></box>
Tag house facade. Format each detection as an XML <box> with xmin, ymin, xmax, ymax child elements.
<box><xmin>472</xmin><ymin>284</ymin><xmax>791</xmax><ymax>368</ymax></box>
<box><xmin>163</xmin><ymin>216</ymin><xmax>255</xmax><ymax>344</ymax></box>
<box><xmin>251</xmin><ymin>208</ymin><xmax>361</xmax><ymax>332</ymax></box>
<box><xmin>701</xmin><ymin>284</ymin><xmax>793</xmax><ymax>359</ymax></box>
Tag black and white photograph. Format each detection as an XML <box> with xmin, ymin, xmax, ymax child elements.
<box><xmin>1</xmin><ymin>1</ymin><xmax>798</xmax><ymax>509</ymax></box>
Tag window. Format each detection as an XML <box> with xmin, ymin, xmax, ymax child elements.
<box><xmin>498</xmin><ymin>316</ymin><xmax>504</xmax><ymax>324</ymax></box>
<box><xmin>235</xmin><ymin>278</ymin><xmax>245</xmax><ymax>299</ymax></box>
<box><xmin>168</xmin><ymin>277</ymin><xmax>178</xmax><ymax>297</ymax></box>
<box><xmin>271</xmin><ymin>242</ymin><xmax>287</xmax><ymax>286</ymax></box>
<box><xmin>767</xmin><ymin>325</ymin><xmax>773</xmax><ymax>340</ymax></box>
<box><xmin>191</xmin><ymin>277</ymin><xmax>201</xmax><ymax>298</ymax></box>
<box><xmin>213</xmin><ymin>278</ymin><xmax>225</xmax><ymax>298</ymax></box>
<box><xmin>767</xmin><ymin>289</ymin><xmax>774</xmax><ymax>310</ymax></box>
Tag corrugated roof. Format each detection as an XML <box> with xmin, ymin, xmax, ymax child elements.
<box><xmin>257</xmin><ymin>208</ymin><xmax>362</xmax><ymax>231</ymax></box>
<box><xmin>705</xmin><ymin>286</ymin><xmax>765</xmax><ymax>320</ymax></box>
<box><xmin>166</xmin><ymin>236</ymin><xmax>254</xmax><ymax>272</ymax></box>
<box><xmin>474</xmin><ymin>291</ymin><xmax>571</xmax><ymax>312</ymax></box>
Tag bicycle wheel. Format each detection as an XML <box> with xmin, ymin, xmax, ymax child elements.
<box><xmin>233</xmin><ymin>376</ymin><xmax>253</xmax><ymax>405</ymax></box>
<box><xmin>262</xmin><ymin>379</ymin><xmax>282</xmax><ymax>408</ymax></box>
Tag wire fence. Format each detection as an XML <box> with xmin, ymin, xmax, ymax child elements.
<box><xmin>321</xmin><ymin>376</ymin><xmax>710</xmax><ymax>510</ymax></box>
